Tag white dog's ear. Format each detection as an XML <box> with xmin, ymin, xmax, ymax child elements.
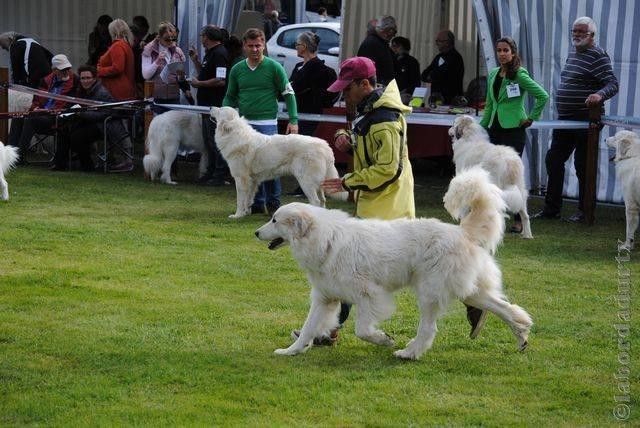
<box><xmin>455</xmin><ymin>116</ymin><xmax>474</xmax><ymax>139</ymax></box>
<box><xmin>618</xmin><ymin>138</ymin><xmax>633</xmax><ymax>159</ymax></box>
<box><xmin>285</xmin><ymin>211</ymin><xmax>314</xmax><ymax>239</ymax></box>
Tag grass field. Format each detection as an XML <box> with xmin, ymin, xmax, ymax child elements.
<box><xmin>0</xmin><ymin>163</ymin><xmax>637</xmax><ymax>426</ymax></box>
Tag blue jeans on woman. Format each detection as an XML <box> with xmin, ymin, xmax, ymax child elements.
<box><xmin>249</xmin><ymin>123</ymin><xmax>281</xmax><ymax>212</ymax></box>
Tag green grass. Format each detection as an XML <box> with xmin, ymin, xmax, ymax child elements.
<box><xmin>0</xmin><ymin>164</ymin><xmax>637</xmax><ymax>426</ymax></box>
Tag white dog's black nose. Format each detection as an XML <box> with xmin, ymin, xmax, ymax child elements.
<box><xmin>255</xmin><ymin>231</ymin><xmax>260</xmax><ymax>237</ymax></box>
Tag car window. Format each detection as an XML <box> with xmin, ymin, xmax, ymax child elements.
<box><xmin>315</xmin><ymin>29</ymin><xmax>339</xmax><ymax>55</ymax></box>
<box><xmin>277</xmin><ymin>27</ymin><xmax>340</xmax><ymax>54</ymax></box>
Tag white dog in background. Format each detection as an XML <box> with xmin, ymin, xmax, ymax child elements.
<box><xmin>143</xmin><ymin>110</ymin><xmax>206</xmax><ymax>184</ymax></box>
<box><xmin>449</xmin><ymin>115</ymin><xmax>533</xmax><ymax>239</ymax></box>
<box><xmin>0</xmin><ymin>141</ymin><xmax>20</xmax><ymax>200</ymax></box>
<box><xmin>256</xmin><ymin>167</ymin><xmax>533</xmax><ymax>360</ymax></box>
<box><xmin>211</xmin><ymin>106</ymin><xmax>347</xmax><ymax>218</ymax></box>
<box><xmin>606</xmin><ymin>130</ymin><xmax>640</xmax><ymax>250</ymax></box>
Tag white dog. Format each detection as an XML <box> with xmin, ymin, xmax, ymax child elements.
<box><xmin>0</xmin><ymin>141</ymin><xmax>20</xmax><ymax>200</ymax></box>
<box><xmin>143</xmin><ymin>110</ymin><xmax>206</xmax><ymax>184</ymax></box>
<box><xmin>256</xmin><ymin>167</ymin><xmax>533</xmax><ymax>360</ymax></box>
<box><xmin>211</xmin><ymin>106</ymin><xmax>347</xmax><ymax>218</ymax></box>
<box><xmin>449</xmin><ymin>115</ymin><xmax>533</xmax><ymax>239</ymax></box>
<box><xmin>606</xmin><ymin>130</ymin><xmax>640</xmax><ymax>250</ymax></box>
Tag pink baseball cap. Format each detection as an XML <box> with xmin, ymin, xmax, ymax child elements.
<box><xmin>327</xmin><ymin>57</ymin><xmax>377</xmax><ymax>92</ymax></box>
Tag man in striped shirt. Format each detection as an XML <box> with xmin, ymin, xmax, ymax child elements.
<box><xmin>533</xmin><ymin>16</ymin><xmax>618</xmax><ymax>223</ymax></box>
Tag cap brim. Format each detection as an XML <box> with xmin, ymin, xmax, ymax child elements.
<box><xmin>327</xmin><ymin>78</ymin><xmax>351</xmax><ymax>93</ymax></box>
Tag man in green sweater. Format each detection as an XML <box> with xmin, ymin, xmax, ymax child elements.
<box><xmin>223</xmin><ymin>28</ymin><xmax>299</xmax><ymax>216</ymax></box>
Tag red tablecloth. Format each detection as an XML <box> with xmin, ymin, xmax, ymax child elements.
<box><xmin>312</xmin><ymin>108</ymin><xmax>452</xmax><ymax>164</ymax></box>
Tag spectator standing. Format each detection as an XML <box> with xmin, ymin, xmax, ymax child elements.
<box><xmin>533</xmin><ymin>16</ymin><xmax>618</xmax><ymax>223</ymax></box>
<box><xmin>264</xmin><ymin>10</ymin><xmax>282</xmax><ymax>41</ymax></box>
<box><xmin>189</xmin><ymin>25</ymin><xmax>231</xmax><ymax>186</ymax></box>
<box><xmin>223</xmin><ymin>28</ymin><xmax>298</xmax><ymax>216</ymax></box>
<box><xmin>142</xmin><ymin>22</ymin><xmax>187</xmax><ymax>113</ymax></box>
<box><xmin>87</xmin><ymin>15</ymin><xmax>113</xmax><ymax>66</ymax></box>
<box><xmin>8</xmin><ymin>54</ymin><xmax>78</xmax><ymax>162</ymax></box>
<box><xmin>317</xmin><ymin>7</ymin><xmax>329</xmax><ymax>22</ymax></box>
<box><xmin>0</xmin><ymin>31</ymin><xmax>53</xmax><ymax>88</ymax></box>
<box><xmin>97</xmin><ymin>18</ymin><xmax>136</xmax><ymax>101</ymax></box>
<box><xmin>390</xmin><ymin>36</ymin><xmax>421</xmax><ymax>103</ymax></box>
<box><xmin>480</xmin><ymin>36</ymin><xmax>548</xmax><ymax>234</ymax></box>
<box><xmin>421</xmin><ymin>30</ymin><xmax>464</xmax><ymax>105</ymax></box>
<box><xmin>357</xmin><ymin>15</ymin><xmax>397</xmax><ymax>85</ymax></box>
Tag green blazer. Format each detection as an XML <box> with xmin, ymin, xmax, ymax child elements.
<box><xmin>480</xmin><ymin>67</ymin><xmax>549</xmax><ymax>129</ymax></box>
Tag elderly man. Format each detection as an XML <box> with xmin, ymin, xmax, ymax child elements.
<box><xmin>356</xmin><ymin>15</ymin><xmax>397</xmax><ymax>85</ymax></box>
<box><xmin>0</xmin><ymin>31</ymin><xmax>53</xmax><ymax>88</ymax></box>
<box><xmin>421</xmin><ymin>29</ymin><xmax>464</xmax><ymax>105</ymax></box>
<box><xmin>533</xmin><ymin>16</ymin><xmax>618</xmax><ymax>223</ymax></box>
<box><xmin>8</xmin><ymin>54</ymin><xmax>79</xmax><ymax>163</ymax></box>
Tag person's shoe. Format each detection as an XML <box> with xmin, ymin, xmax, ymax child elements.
<box><xmin>564</xmin><ymin>211</ymin><xmax>585</xmax><ymax>223</ymax></box>
<box><xmin>49</xmin><ymin>164</ymin><xmax>67</xmax><ymax>171</ymax></box>
<box><xmin>531</xmin><ymin>210</ymin><xmax>560</xmax><ymax>220</ymax></box>
<box><xmin>466</xmin><ymin>305</ymin><xmax>488</xmax><ymax>339</ymax></box>
<box><xmin>195</xmin><ymin>173</ymin><xmax>214</xmax><ymax>185</ymax></box>
<box><xmin>290</xmin><ymin>329</ymin><xmax>338</xmax><ymax>346</ymax></box>
<box><xmin>110</xmin><ymin>160</ymin><xmax>134</xmax><ymax>172</ymax></box>
<box><xmin>267</xmin><ymin>202</ymin><xmax>281</xmax><ymax>217</ymax></box>
<box><xmin>286</xmin><ymin>186</ymin><xmax>306</xmax><ymax>198</ymax></box>
<box><xmin>509</xmin><ymin>222</ymin><xmax>523</xmax><ymax>234</ymax></box>
<box><xmin>251</xmin><ymin>205</ymin><xmax>266</xmax><ymax>215</ymax></box>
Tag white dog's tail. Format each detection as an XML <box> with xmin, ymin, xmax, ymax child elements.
<box><xmin>443</xmin><ymin>167</ymin><xmax>507</xmax><ymax>254</ymax></box>
<box><xmin>0</xmin><ymin>143</ymin><xmax>20</xmax><ymax>173</ymax></box>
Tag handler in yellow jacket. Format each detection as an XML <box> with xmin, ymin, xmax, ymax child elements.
<box><xmin>322</xmin><ymin>56</ymin><xmax>415</xmax><ymax>220</ymax></box>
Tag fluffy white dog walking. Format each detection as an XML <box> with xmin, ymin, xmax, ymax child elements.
<box><xmin>143</xmin><ymin>110</ymin><xmax>206</xmax><ymax>184</ymax></box>
<box><xmin>0</xmin><ymin>142</ymin><xmax>20</xmax><ymax>200</ymax></box>
<box><xmin>255</xmin><ymin>167</ymin><xmax>533</xmax><ymax>360</ymax></box>
<box><xmin>606</xmin><ymin>130</ymin><xmax>640</xmax><ymax>250</ymax></box>
<box><xmin>211</xmin><ymin>106</ymin><xmax>346</xmax><ymax>218</ymax></box>
<box><xmin>449</xmin><ymin>115</ymin><xmax>533</xmax><ymax>239</ymax></box>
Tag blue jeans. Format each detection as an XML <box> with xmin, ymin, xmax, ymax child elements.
<box><xmin>250</xmin><ymin>123</ymin><xmax>281</xmax><ymax>209</ymax></box>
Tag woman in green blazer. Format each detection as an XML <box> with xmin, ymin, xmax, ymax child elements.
<box><xmin>480</xmin><ymin>37</ymin><xmax>549</xmax><ymax>156</ymax></box>
<box><xmin>480</xmin><ymin>37</ymin><xmax>548</xmax><ymax>233</ymax></box>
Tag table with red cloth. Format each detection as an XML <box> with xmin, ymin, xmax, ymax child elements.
<box><xmin>282</xmin><ymin>107</ymin><xmax>470</xmax><ymax>164</ymax></box>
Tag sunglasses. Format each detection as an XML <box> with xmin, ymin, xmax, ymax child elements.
<box><xmin>163</xmin><ymin>37</ymin><xmax>177</xmax><ymax>42</ymax></box>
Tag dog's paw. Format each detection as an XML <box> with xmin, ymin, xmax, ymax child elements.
<box><xmin>229</xmin><ymin>213</ymin><xmax>246</xmax><ymax>219</ymax></box>
<box><xmin>394</xmin><ymin>348</ymin><xmax>421</xmax><ymax>360</ymax></box>
<box><xmin>274</xmin><ymin>347</ymin><xmax>301</xmax><ymax>356</ymax></box>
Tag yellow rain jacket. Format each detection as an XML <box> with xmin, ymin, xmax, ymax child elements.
<box><xmin>341</xmin><ymin>80</ymin><xmax>415</xmax><ymax>220</ymax></box>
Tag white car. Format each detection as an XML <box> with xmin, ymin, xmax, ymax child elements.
<box><xmin>266</xmin><ymin>22</ymin><xmax>340</xmax><ymax>77</ymax></box>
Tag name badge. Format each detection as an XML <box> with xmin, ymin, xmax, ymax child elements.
<box><xmin>438</xmin><ymin>57</ymin><xmax>445</xmax><ymax>67</ymax></box>
<box><xmin>506</xmin><ymin>83</ymin><xmax>521</xmax><ymax>98</ymax></box>
<box><xmin>216</xmin><ymin>67</ymin><xmax>227</xmax><ymax>79</ymax></box>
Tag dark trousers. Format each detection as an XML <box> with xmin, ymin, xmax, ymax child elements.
<box><xmin>487</xmin><ymin>126</ymin><xmax>526</xmax><ymax>157</ymax></box>
<box><xmin>544</xmin><ymin>128</ymin><xmax>588</xmax><ymax>213</ymax></box>
<box><xmin>8</xmin><ymin>116</ymin><xmax>57</xmax><ymax>159</ymax></box>
<box><xmin>54</xmin><ymin>122</ymin><xmax>101</xmax><ymax>170</ymax></box>
<box><xmin>201</xmin><ymin>114</ymin><xmax>229</xmax><ymax>181</ymax></box>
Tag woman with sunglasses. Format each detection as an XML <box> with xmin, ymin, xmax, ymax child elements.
<box><xmin>142</xmin><ymin>22</ymin><xmax>187</xmax><ymax>113</ymax></box>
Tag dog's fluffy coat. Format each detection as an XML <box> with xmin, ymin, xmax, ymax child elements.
<box><xmin>606</xmin><ymin>130</ymin><xmax>640</xmax><ymax>249</ymax></box>
<box><xmin>449</xmin><ymin>115</ymin><xmax>533</xmax><ymax>238</ymax></box>
<box><xmin>0</xmin><ymin>141</ymin><xmax>20</xmax><ymax>200</ymax></box>
<box><xmin>256</xmin><ymin>167</ymin><xmax>533</xmax><ymax>360</ymax></box>
<box><xmin>143</xmin><ymin>110</ymin><xmax>206</xmax><ymax>184</ymax></box>
<box><xmin>211</xmin><ymin>106</ymin><xmax>346</xmax><ymax>218</ymax></box>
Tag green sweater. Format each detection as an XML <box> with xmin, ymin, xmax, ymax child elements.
<box><xmin>223</xmin><ymin>56</ymin><xmax>298</xmax><ymax>124</ymax></box>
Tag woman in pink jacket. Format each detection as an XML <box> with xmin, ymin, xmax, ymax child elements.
<box><xmin>98</xmin><ymin>18</ymin><xmax>135</xmax><ymax>101</ymax></box>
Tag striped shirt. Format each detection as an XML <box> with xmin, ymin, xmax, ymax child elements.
<box><xmin>556</xmin><ymin>45</ymin><xmax>618</xmax><ymax>118</ymax></box>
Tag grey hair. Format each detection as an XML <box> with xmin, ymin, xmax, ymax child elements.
<box><xmin>375</xmin><ymin>15</ymin><xmax>397</xmax><ymax>31</ymax></box>
<box><xmin>108</xmin><ymin>18</ymin><xmax>134</xmax><ymax>46</ymax></box>
<box><xmin>0</xmin><ymin>31</ymin><xmax>18</xmax><ymax>50</ymax></box>
<box><xmin>297</xmin><ymin>31</ymin><xmax>319</xmax><ymax>53</ymax></box>
<box><xmin>574</xmin><ymin>16</ymin><xmax>597</xmax><ymax>34</ymax></box>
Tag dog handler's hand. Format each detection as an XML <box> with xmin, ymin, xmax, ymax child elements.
<box><xmin>322</xmin><ymin>178</ymin><xmax>344</xmax><ymax>194</ymax></box>
<box><xmin>334</xmin><ymin>134</ymin><xmax>351</xmax><ymax>152</ymax></box>
<box><xmin>286</xmin><ymin>123</ymin><xmax>298</xmax><ymax>134</ymax></box>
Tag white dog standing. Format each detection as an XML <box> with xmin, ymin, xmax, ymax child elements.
<box><xmin>256</xmin><ymin>167</ymin><xmax>533</xmax><ymax>360</ymax></box>
<box><xmin>606</xmin><ymin>130</ymin><xmax>640</xmax><ymax>250</ymax></box>
<box><xmin>211</xmin><ymin>106</ymin><xmax>347</xmax><ymax>218</ymax></box>
<box><xmin>143</xmin><ymin>110</ymin><xmax>206</xmax><ymax>184</ymax></box>
<box><xmin>0</xmin><ymin>142</ymin><xmax>20</xmax><ymax>200</ymax></box>
<box><xmin>449</xmin><ymin>115</ymin><xmax>533</xmax><ymax>239</ymax></box>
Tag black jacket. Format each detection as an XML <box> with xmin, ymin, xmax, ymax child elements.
<box><xmin>10</xmin><ymin>35</ymin><xmax>53</xmax><ymax>88</ymax></box>
<box><xmin>290</xmin><ymin>57</ymin><xmax>333</xmax><ymax>114</ymax></box>
<box><xmin>421</xmin><ymin>48</ymin><xmax>464</xmax><ymax>104</ymax></box>
<box><xmin>357</xmin><ymin>33</ymin><xmax>395</xmax><ymax>85</ymax></box>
